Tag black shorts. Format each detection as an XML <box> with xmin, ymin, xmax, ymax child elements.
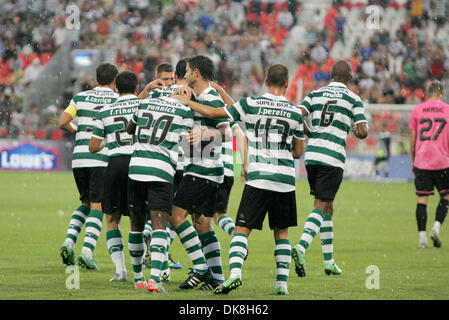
<box><xmin>102</xmin><ymin>155</ymin><xmax>131</xmax><ymax>215</ymax></box>
<box><xmin>128</xmin><ymin>180</ymin><xmax>174</xmax><ymax>215</ymax></box>
<box><xmin>173</xmin><ymin>169</ymin><xmax>184</xmax><ymax>195</ymax></box>
<box><xmin>414</xmin><ymin>167</ymin><xmax>449</xmax><ymax>196</ymax></box>
<box><xmin>173</xmin><ymin>175</ymin><xmax>219</xmax><ymax>217</ymax></box>
<box><xmin>306</xmin><ymin>164</ymin><xmax>344</xmax><ymax>201</ymax></box>
<box><xmin>235</xmin><ymin>184</ymin><xmax>297</xmax><ymax>230</ymax></box>
<box><xmin>73</xmin><ymin>167</ymin><xmax>107</xmax><ymax>203</ymax></box>
<box><xmin>215</xmin><ymin>176</ymin><xmax>234</xmax><ymax>213</ymax></box>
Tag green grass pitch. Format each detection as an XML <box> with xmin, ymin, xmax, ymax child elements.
<box><xmin>1</xmin><ymin>171</ymin><xmax>448</xmax><ymax>300</ymax></box>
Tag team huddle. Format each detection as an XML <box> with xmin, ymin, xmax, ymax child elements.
<box><xmin>58</xmin><ymin>55</ymin><xmax>369</xmax><ymax>295</ymax></box>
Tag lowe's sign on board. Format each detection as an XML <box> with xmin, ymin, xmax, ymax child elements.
<box><xmin>0</xmin><ymin>141</ymin><xmax>60</xmax><ymax>171</ymax></box>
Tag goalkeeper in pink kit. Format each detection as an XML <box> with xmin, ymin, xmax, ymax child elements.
<box><xmin>409</xmin><ymin>80</ymin><xmax>449</xmax><ymax>248</ymax></box>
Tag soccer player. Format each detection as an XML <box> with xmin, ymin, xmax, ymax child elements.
<box><xmin>292</xmin><ymin>60</ymin><xmax>368</xmax><ymax>278</ymax></box>
<box><xmin>141</xmin><ymin>61</ymin><xmax>189</xmax><ymax>272</ymax></box>
<box><xmin>125</xmin><ymin>87</ymin><xmax>194</xmax><ymax>293</ymax></box>
<box><xmin>169</xmin><ymin>55</ymin><xmax>230</xmax><ymax>290</ymax></box>
<box><xmin>59</xmin><ymin>62</ymin><xmax>118</xmax><ymax>270</ymax></box>
<box><xmin>409</xmin><ymin>80</ymin><xmax>449</xmax><ymax>248</ymax></box>
<box><xmin>88</xmin><ymin>71</ymin><xmax>141</xmax><ymax>281</ymax></box>
<box><xmin>208</xmin><ymin>82</ymin><xmax>247</xmax><ymax>239</ymax></box>
<box><xmin>175</xmin><ymin>64</ymin><xmax>306</xmax><ymax>295</ymax></box>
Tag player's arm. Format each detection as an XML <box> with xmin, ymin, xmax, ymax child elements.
<box><xmin>299</xmin><ymin>104</ymin><xmax>311</xmax><ymax>137</ymax></box>
<box><xmin>292</xmin><ymin>136</ymin><xmax>305</xmax><ymax>159</ymax></box>
<box><xmin>126</xmin><ymin>121</ymin><xmax>137</xmax><ymax>135</ymax></box>
<box><xmin>352</xmin><ymin>122</ymin><xmax>368</xmax><ymax>139</ymax></box>
<box><xmin>232</xmin><ymin>125</ymin><xmax>248</xmax><ymax>182</ymax></box>
<box><xmin>410</xmin><ymin>129</ymin><xmax>417</xmax><ymax>174</ymax></box>
<box><xmin>173</xmin><ymin>94</ymin><xmax>229</xmax><ymax>119</ymax></box>
<box><xmin>89</xmin><ymin>137</ymin><xmax>104</xmax><ymax>153</ymax></box>
<box><xmin>137</xmin><ymin>79</ymin><xmax>165</xmax><ymax>100</ymax></box>
<box><xmin>210</xmin><ymin>82</ymin><xmax>235</xmax><ymax>106</ymax></box>
<box><xmin>59</xmin><ymin>104</ymin><xmax>77</xmax><ymax>134</ymax></box>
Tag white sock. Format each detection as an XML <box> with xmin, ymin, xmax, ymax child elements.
<box><xmin>419</xmin><ymin>231</ymin><xmax>427</xmax><ymax>242</ymax></box>
<box><xmin>432</xmin><ymin>221</ymin><xmax>441</xmax><ymax>234</ymax></box>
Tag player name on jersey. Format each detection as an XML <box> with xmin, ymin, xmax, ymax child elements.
<box><xmin>70</xmin><ymin>87</ymin><xmax>118</xmax><ymax>168</ymax></box>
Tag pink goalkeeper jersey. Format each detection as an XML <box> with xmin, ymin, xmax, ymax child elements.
<box><xmin>409</xmin><ymin>100</ymin><xmax>449</xmax><ymax>170</ymax></box>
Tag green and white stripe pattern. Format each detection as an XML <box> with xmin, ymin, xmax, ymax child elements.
<box><xmin>199</xmin><ymin>231</ymin><xmax>225</xmax><ymax>282</ymax></box>
<box><xmin>185</xmin><ymin>86</ymin><xmax>228</xmax><ymax>184</ymax></box>
<box><xmin>229</xmin><ymin>233</ymin><xmax>248</xmax><ymax>278</ymax></box>
<box><xmin>92</xmin><ymin>95</ymin><xmax>140</xmax><ymax>157</ymax></box>
<box><xmin>128</xmin><ymin>96</ymin><xmax>193</xmax><ymax>183</ymax></box>
<box><xmin>175</xmin><ymin>221</ymin><xmax>208</xmax><ymax>273</ymax></box>
<box><xmin>298</xmin><ymin>209</ymin><xmax>325</xmax><ymax>254</ymax></box>
<box><xmin>299</xmin><ymin>82</ymin><xmax>368</xmax><ymax>169</ymax></box>
<box><xmin>63</xmin><ymin>205</ymin><xmax>89</xmax><ymax>250</ymax></box>
<box><xmin>70</xmin><ymin>87</ymin><xmax>118</xmax><ymax>168</ymax></box>
<box><xmin>148</xmin><ymin>85</ymin><xmax>186</xmax><ymax>171</ymax></box>
<box><xmin>222</xmin><ymin>122</ymin><xmax>239</xmax><ymax>177</ymax></box>
<box><xmin>274</xmin><ymin>239</ymin><xmax>291</xmax><ymax>290</ymax></box>
<box><xmin>148</xmin><ymin>85</ymin><xmax>178</xmax><ymax>99</ymax></box>
<box><xmin>149</xmin><ymin>229</ymin><xmax>168</xmax><ymax>283</ymax></box>
<box><xmin>320</xmin><ymin>214</ymin><xmax>334</xmax><ymax>265</ymax></box>
<box><xmin>217</xmin><ymin>215</ymin><xmax>235</xmax><ymax>236</ymax></box>
<box><xmin>128</xmin><ymin>231</ymin><xmax>145</xmax><ymax>283</ymax></box>
<box><xmin>106</xmin><ymin>229</ymin><xmax>125</xmax><ymax>274</ymax></box>
<box><xmin>80</xmin><ymin>209</ymin><xmax>103</xmax><ymax>259</ymax></box>
<box><xmin>225</xmin><ymin>93</ymin><xmax>305</xmax><ymax>192</ymax></box>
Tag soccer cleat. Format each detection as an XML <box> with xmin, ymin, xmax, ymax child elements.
<box><xmin>160</xmin><ymin>272</ymin><xmax>171</xmax><ymax>283</ymax></box>
<box><xmin>199</xmin><ymin>274</ymin><xmax>223</xmax><ymax>291</ymax></box>
<box><xmin>324</xmin><ymin>263</ymin><xmax>342</xmax><ymax>275</ymax></box>
<box><xmin>418</xmin><ymin>240</ymin><xmax>428</xmax><ymax>248</ymax></box>
<box><xmin>109</xmin><ymin>271</ymin><xmax>128</xmax><ymax>282</ymax></box>
<box><xmin>291</xmin><ymin>245</ymin><xmax>306</xmax><ymax>277</ymax></box>
<box><xmin>60</xmin><ymin>244</ymin><xmax>75</xmax><ymax>266</ymax></box>
<box><xmin>430</xmin><ymin>229</ymin><xmax>442</xmax><ymax>248</ymax></box>
<box><xmin>275</xmin><ymin>286</ymin><xmax>289</xmax><ymax>296</ymax></box>
<box><xmin>147</xmin><ymin>279</ymin><xmax>167</xmax><ymax>293</ymax></box>
<box><xmin>168</xmin><ymin>253</ymin><xmax>182</xmax><ymax>269</ymax></box>
<box><xmin>135</xmin><ymin>279</ymin><xmax>147</xmax><ymax>289</ymax></box>
<box><xmin>179</xmin><ymin>268</ymin><xmax>211</xmax><ymax>289</ymax></box>
<box><xmin>77</xmin><ymin>253</ymin><xmax>100</xmax><ymax>270</ymax></box>
<box><xmin>213</xmin><ymin>275</ymin><xmax>242</xmax><ymax>294</ymax></box>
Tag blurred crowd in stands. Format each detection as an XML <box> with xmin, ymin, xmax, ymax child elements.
<box><xmin>1</xmin><ymin>0</ymin><xmax>449</xmax><ymax>141</ymax></box>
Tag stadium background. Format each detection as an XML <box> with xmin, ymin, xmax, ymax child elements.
<box><xmin>1</xmin><ymin>0</ymin><xmax>449</xmax><ymax>180</ymax></box>
<box><xmin>1</xmin><ymin>0</ymin><xmax>449</xmax><ymax>301</ymax></box>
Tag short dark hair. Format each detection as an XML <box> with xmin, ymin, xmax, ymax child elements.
<box><xmin>96</xmin><ymin>62</ymin><xmax>118</xmax><ymax>85</ymax></box>
<box><xmin>156</xmin><ymin>63</ymin><xmax>174</xmax><ymax>77</ymax></box>
<box><xmin>428</xmin><ymin>80</ymin><xmax>444</xmax><ymax>97</ymax></box>
<box><xmin>266</xmin><ymin>64</ymin><xmax>289</xmax><ymax>87</ymax></box>
<box><xmin>115</xmin><ymin>71</ymin><xmax>138</xmax><ymax>94</ymax></box>
<box><xmin>175</xmin><ymin>59</ymin><xmax>188</xmax><ymax>79</ymax></box>
<box><xmin>188</xmin><ymin>55</ymin><xmax>214</xmax><ymax>81</ymax></box>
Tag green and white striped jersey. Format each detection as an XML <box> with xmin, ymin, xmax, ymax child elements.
<box><xmin>225</xmin><ymin>93</ymin><xmax>305</xmax><ymax>193</ymax></box>
<box><xmin>148</xmin><ymin>85</ymin><xmax>178</xmax><ymax>99</ymax></box>
<box><xmin>299</xmin><ymin>82</ymin><xmax>368</xmax><ymax>170</ymax></box>
<box><xmin>69</xmin><ymin>87</ymin><xmax>118</xmax><ymax>168</ymax></box>
<box><xmin>92</xmin><ymin>95</ymin><xmax>140</xmax><ymax>157</ymax></box>
<box><xmin>184</xmin><ymin>86</ymin><xmax>229</xmax><ymax>184</ymax></box>
<box><xmin>128</xmin><ymin>96</ymin><xmax>194</xmax><ymax>184</ymax></box>
<box><xmin>148</xmin><ymin>84</ymin><xmax>186</xmax><ymax>171</ymax></box>
<box><xmin>222</xmin><ymin>122</ymin><xmax>240</xmax><ymax>177</ymax></box>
